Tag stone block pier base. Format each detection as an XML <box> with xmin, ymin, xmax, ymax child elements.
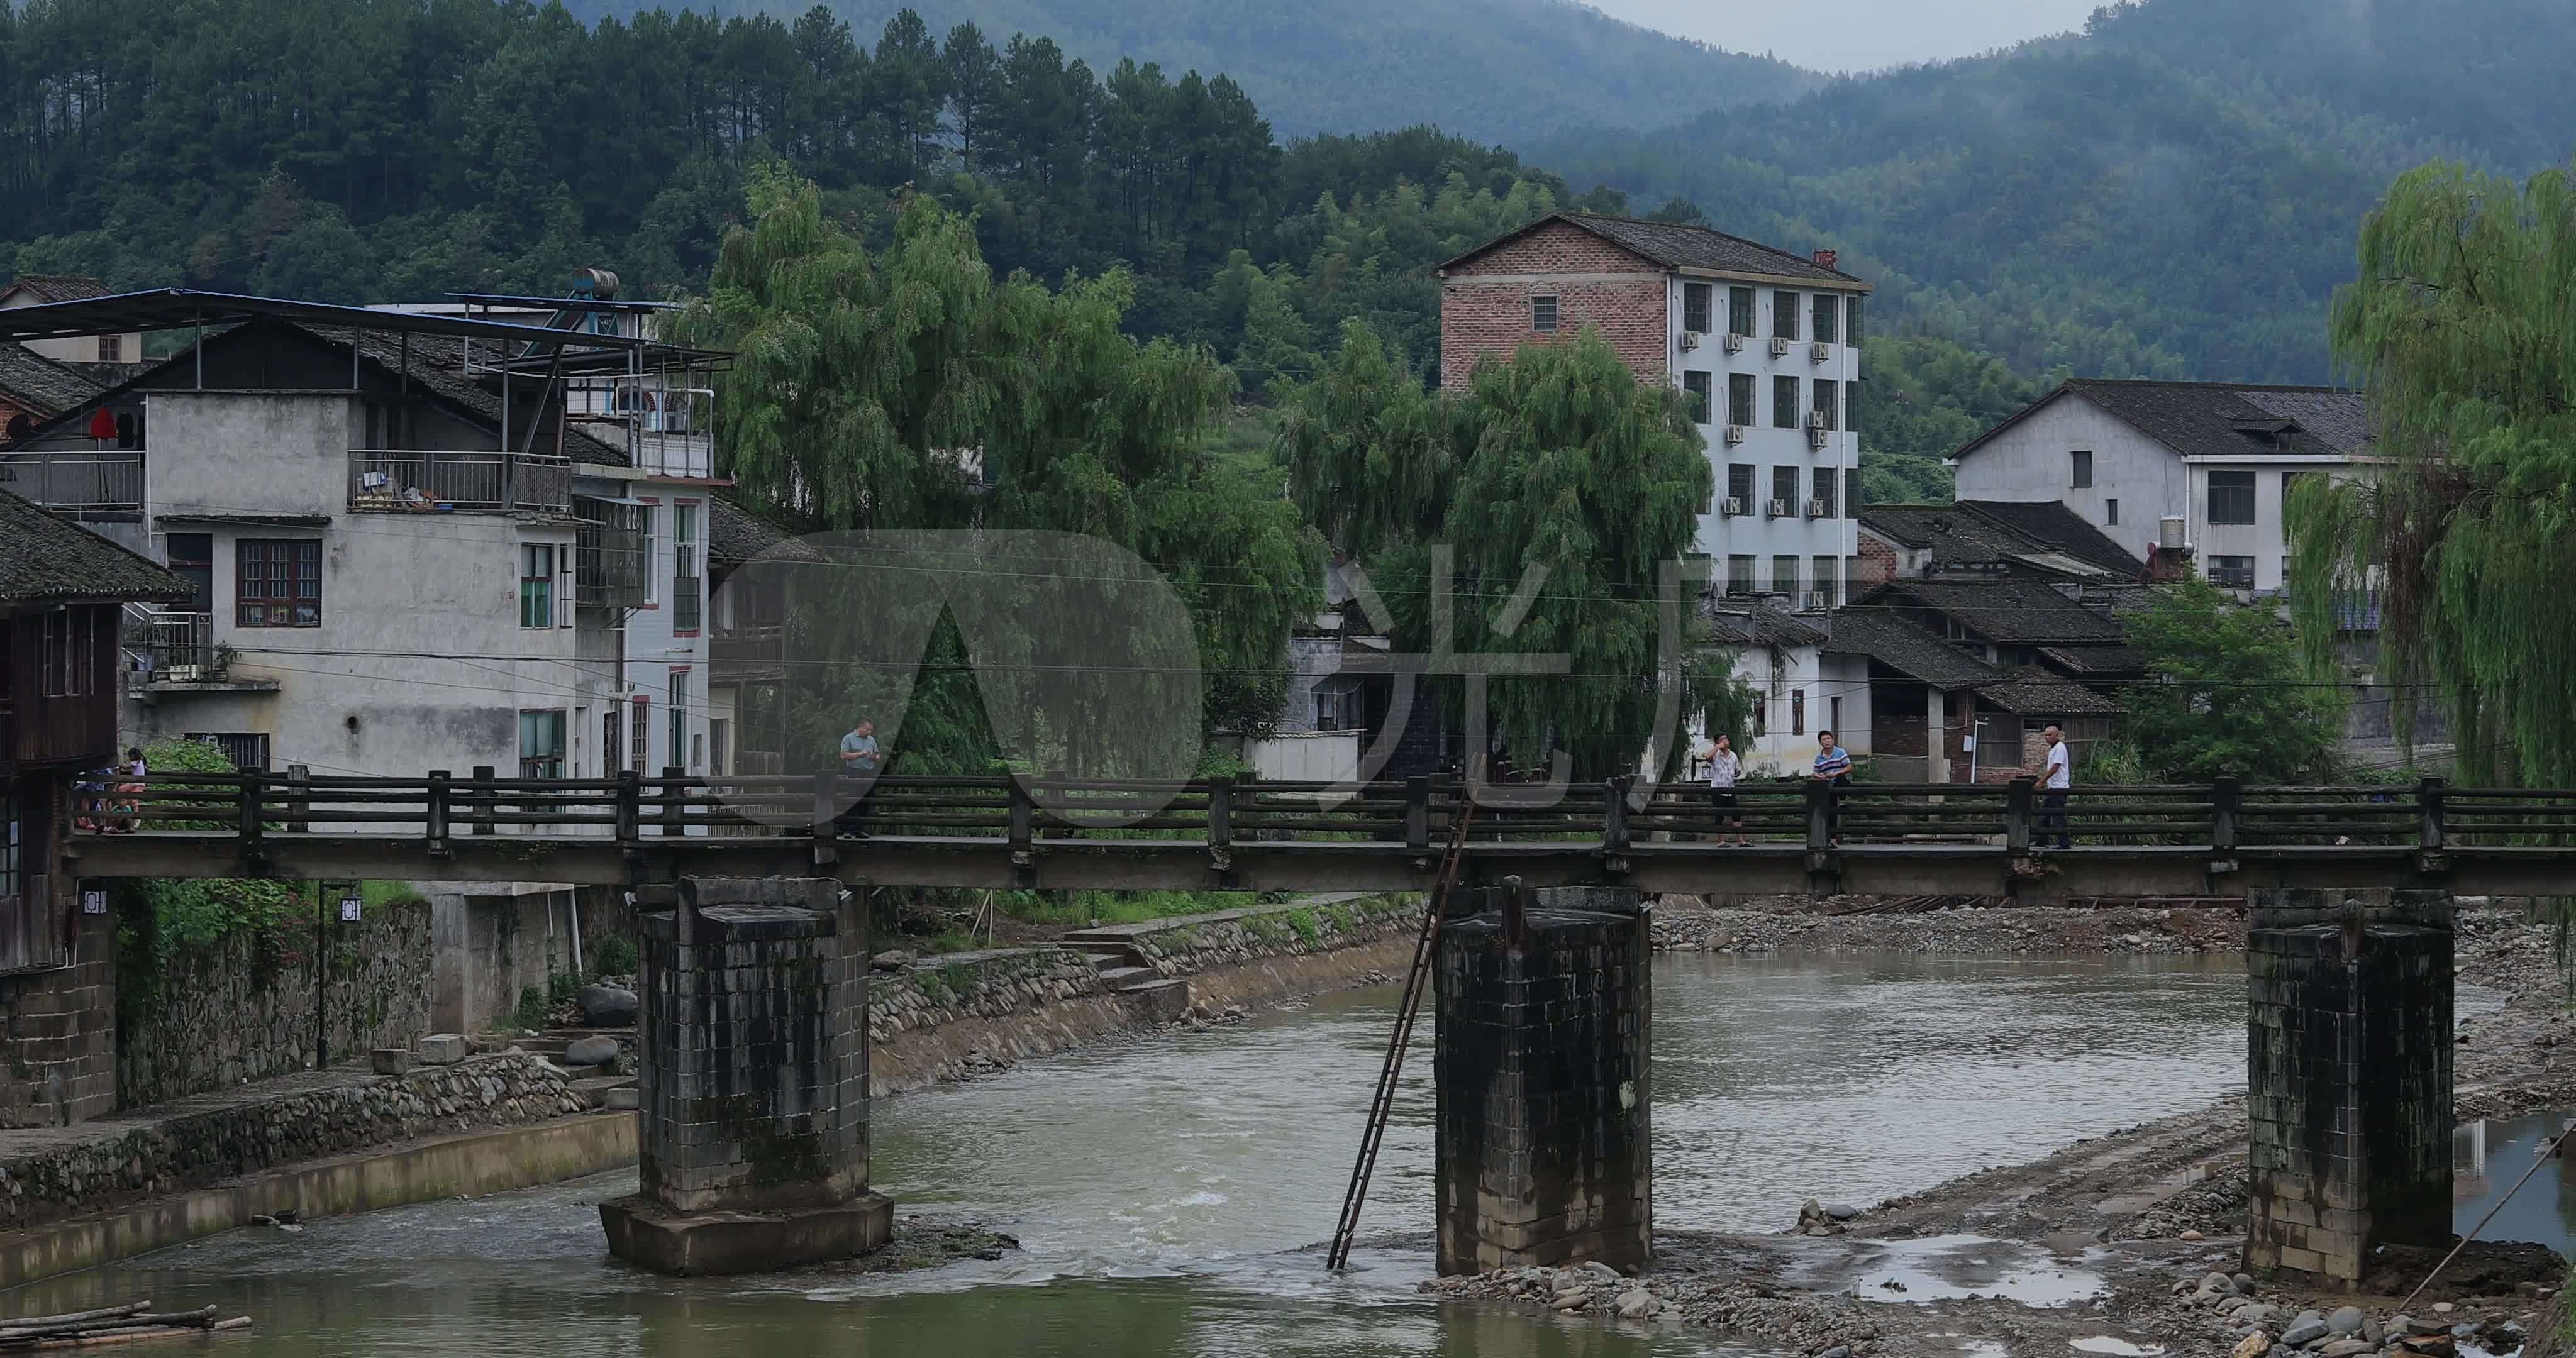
<box><xmin>2245</xmin><ymin>888</ymin><xmax>2452</xmax><ymax>1284</ymax></box>
<box><xmin>599</xmin><ymin>876</ymin><xmax>892</xmax><ymax>1275</ymax></box>
<box><xmin>1433</xmin><ymin>881</ymin><xmax>1650</xmax><ymax>1276</ymax></box>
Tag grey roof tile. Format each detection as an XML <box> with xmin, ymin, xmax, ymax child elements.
<box><xmin>0</xmin><ymin>488</ymin><xmax>190</xmax><ymax>604</ymax></box>
<box><xmin>0</xmin><ymin>343</ymin><xmax>106</xmax><ymax>417</ymax></box>
<box><xmin>1440</xmin><ymin>212</ymin><xmax>1863</xmax><ymax>284</ymax></box>
<box><xmin>1822</xmin><ymin>607</ymin><xmax>2001</xmax><ymax>688</ymax></box>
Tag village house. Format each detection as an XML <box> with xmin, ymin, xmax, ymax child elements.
<box><xmin>0</xmin><ymin>487</ymin><xmax>189</xmax><ymax>1126</ymax></box>
<box><xmin>1946</xmin><ymin>379</ymin><xmax>2371</xmax><ymax>595</ymax></box>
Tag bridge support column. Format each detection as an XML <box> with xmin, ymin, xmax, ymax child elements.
<box><xmin>2245</xmin><ymin>888</ymin><xmax>2451</xmax><ymax>1284</ymax></box>
<box><xmin>1434</xmin><ymin>883</ymin><xmax>1650</xmax><ymax>1276</ymax></box>
<box><xmin>599</xmin><ymin>876</ymin><xmax>889</xmax><ymax>1275</ymax></box>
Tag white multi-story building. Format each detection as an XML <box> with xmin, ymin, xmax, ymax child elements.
<box><xmin>1946</xmin><ymin>379</ymin><xmax>2372</xmax><ymax>595</ymax></box>
<box><xmin>1436</xmin><ymin>211</ymin><xmax>1872</xmax><ymax>608</ymax></box>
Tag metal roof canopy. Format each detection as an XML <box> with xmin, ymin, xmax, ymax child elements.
<box><xmin>442</xmin><ymin>290</ymin><xmax>682</xmax><ymax>312</ymax></box>
<box><xmin>0</xmin><ymin>289</ymin><xmax>723</xmax><ymax>365</ymax></box>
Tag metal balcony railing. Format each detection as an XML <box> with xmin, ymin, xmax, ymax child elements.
<box><xmin>0</xmin><ymin>452</ymin><xmax>144</xmax><ymax>512</ymax></box>
<box><xmin>348</xmin><ymin>449</ymin><xmax>572</xmax><ymax>514</ymax></box>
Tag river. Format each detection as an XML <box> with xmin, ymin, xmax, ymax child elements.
<box><xmin>3</xmin><ymin>951</ymin><xmax>2248</xmax><ymax>1355</ymax></box>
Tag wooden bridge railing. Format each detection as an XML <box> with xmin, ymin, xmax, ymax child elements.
<box><xmin>75</xmin><ymin>770</ymin><xmax>2576</xmax><ymax>858</ymax></box>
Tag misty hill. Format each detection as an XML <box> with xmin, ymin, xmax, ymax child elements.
<box><xmin>1528</xmin><ymin>0</ymin><xmax>2576</xmax><ymax>385</ymax></box>
<box><xmin>555</xmin><ymin>0</ymin><xmax>1821</xmax><ymax>141</ymax></box>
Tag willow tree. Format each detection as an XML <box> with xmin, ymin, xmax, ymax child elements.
<box><xmin>675</xmin><ymin>165</ymin><xmax>1320</xmax><ymax>776</ymax></box>
<box><xmin>1279</xmin><ymin>319</ymin><xmax>1746</xmax><ymax>783</ymax></box>
<box><xmin>2288</xmin><ymin>162</ymin><xmax>2576</xmax><ymax>785</ymax></box>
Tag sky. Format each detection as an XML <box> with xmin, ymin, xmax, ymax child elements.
<box><xmin>1587</xmin><ymin>0</ymin><xmax>2109</xmax><ymax>72</ymax></box>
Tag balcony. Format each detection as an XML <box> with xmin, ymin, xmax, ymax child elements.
<box><xmin>123</xmin><ymin>608</ymin><xmax>280</xmax><ymax>696</ymax></box>
<box><xmin>0</xmin><ymin>451</ymin><xmax>143</xmax><ymax>514</ymax></box>
<box><xmin>348</xmin><ymin>449</ymin><xmax>570</xmax><ymax>515</ymax></box>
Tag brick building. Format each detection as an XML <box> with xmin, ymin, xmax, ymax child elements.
<box><xmin>1436</xmin><ymin>212</ymin><xmax>1872</xmax><ymax>609</ymax></box>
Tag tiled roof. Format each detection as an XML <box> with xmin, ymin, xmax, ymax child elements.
<box><xmin>311</xmin><ymin>326</ymin><xmax>627</xmax><ymax>466</ymax></box>
<box><xmin>1974</xmin><ymin>666</ymin><xmax>2127</xmax><ymax>718</ymax></box>
<box><xmin>1951</xmin><ymin>500</ymin><xmax>2141</xmax><ymax>575</ymax></box>
<box><xmin>0</xmin><ymin>488</ymin><xmax>191</xmax><ymax>604</ymax></box>
<box><xmin>1438</xmin><ymin>212</ymin><xmax>1864</xmax><ymax>285</ymax></box>
<box><xmin>1955</xmin><ymin>380</ymin><xmax>2371</xmax><ymax>465</ymax></box>
<box><xmin>2036</xmin><ymin>644</ymin><xmax>2146</xmax><ymax>678</ymax></box>
<box><xmin>0</xmin><ymin>275</ymin><xmax>109</xmax><ymax>304</ymax></box>
<box><xmin>1822</xmin><ymin>607</ymin><xmax>2001</xmax><ymax>688</ymax></box>
<box><xmin>708</xmin><ymin>496</ymin><xmax>808</xmax><ymax>566</ymax></box>
<box><xmin>1862</xmin><ymin>500</ymin><xmax>2141</xmax><ymax>580</ymax></box>
<box><xmin>1877</xmin><ymin>577</ymin><xmax>2128</xmax><ymax>644</ymax></box>
<box><xmin>0</xmin><ymin>343</ymin><xmax>106</xmax><ymax>416</ymax></box>
<box><xmin>1704</xmin><ymin>598</ymin><xmax>1828</xmax><ymax>648</ymax></box>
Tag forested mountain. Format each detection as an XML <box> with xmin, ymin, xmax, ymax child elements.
<box><xmin>555</xmin><ymin>0</ymin><xmax>1820</xmax><ymax>141</ymax></box>
<box><xmin>1530</xmin><ymin>0</ymin><xmax>2576</xmax><ymax>386</ymax></box>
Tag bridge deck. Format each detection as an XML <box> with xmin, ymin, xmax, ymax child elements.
<box><xmin>53</xmin><ymin>771</ymin><xmax>2576</xmax><ymax>896</ymax></box>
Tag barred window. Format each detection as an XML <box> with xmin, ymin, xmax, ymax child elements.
<box><xmin>237</xmin><ymin>539</ymin><xmax>321</xmax><ymax>627</ymax></box>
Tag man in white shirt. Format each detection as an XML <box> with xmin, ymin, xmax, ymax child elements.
<box><xmin>2039</xmin><ymin>725</ymin><xmax>2072</xmax><ymax>849</ymax></box>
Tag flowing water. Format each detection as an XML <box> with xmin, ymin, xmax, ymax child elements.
<box><xmin>3</xmin><ymin>952</ymin><xmax>2250</xmax><ymax>1355</ymax></box>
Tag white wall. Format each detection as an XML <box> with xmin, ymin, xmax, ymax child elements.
<box><xmin>1688</xmin><ymin>642</ymin><xmax>1872</xmax><ymax>778</ymax></box>
<box><xmin>1949</xmin><ymin>392</ymin><xmax>2178</xmax><ymax>565</ymax></box>
<box><xmin>1244</xmin><ymin>730</ymin><xmax>1362</xmax><ymax>784</ymax></box>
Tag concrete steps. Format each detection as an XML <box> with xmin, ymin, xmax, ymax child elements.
<box><xmin>1055</xmin><ymin>931</ymin><xmax>1191</xmax><ymax>1019</ymax></box>
<box><xmin>567</xmin><ymin>1074</ymin><xmax>637</xmax><ymax>1110</ymax></box>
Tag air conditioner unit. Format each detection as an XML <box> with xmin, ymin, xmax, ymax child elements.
<box><xmin>1679</xmin><ymin>331</ymin><xmax>1702</xmax><ymax>352</ymax></box>
<box><xmin>1765</xmin><ymin>498</ymin><xmax>1790</xmax><ymax>519</ymax></box>
<box><xmin>1722</xmin><ymin>332</ymin><xmax>1747</xmax><ymax>353</ymax></box>
<box><xmin>1805</xmin><ymin>498</ymin><xmax>1830</xmax><ymax>519</ymax></box>
<box><xmin>1802</xmin><ymin>590</ymin><xmax>1830</xmax><ymax>611</ymax></box>
<box><xmin>1811</xmin><ymin>341</ymin><xmax>1832</xmax><ymax>363</ymax></box>
<box><xmin>1769</xmin><ymin>336</ymin><xmax>1791</xmax><ymax>359</ymax></box>
<box><xmin>1721</xmin><ymin>496</ymin><xmax>1746</xmax><ymax>517</ymax></box>
<box><xmin>1723</xmin><ymin>424</ymin><xmax>1747</xmax><ymax>446</ymax></box>
<box><xmin>1807</xmin><ymin>423</ymin><xmax>1830</xmax><ymax>450</ymax></box>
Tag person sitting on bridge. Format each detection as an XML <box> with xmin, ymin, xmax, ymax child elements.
<box><xmin>839</xmin><ymin>719</ymin><xmax>882</xmax><ymax>776</ymax></box>
<box><xmin>1811</xmin><ymin>730</ymin><xmax>1853</xmax><ymax>846</ymax></box>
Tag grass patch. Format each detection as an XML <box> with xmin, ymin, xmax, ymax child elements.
<box><xmin>998</xmin><ymin>889</ymin><xmax>1280</xmax><ymax>929</ymax></box>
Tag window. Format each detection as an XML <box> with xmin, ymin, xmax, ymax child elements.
<box><xmin>1845</xmin><ymin>469</ymin><xmax>1863</xmax><ymax>519</ymax></box>
<box><xmin>1812</xmin><ymin>555</ymin><xmax>1837</xmax><ymax>605</ymax></box>
<box><xmin>1772</xmin><ymin>290</ymin><xmax>1799</xmax><ymax>340</ymax></box>
<box><xmin>520</xmin><ymin>543</ymin><xmax>555</xmax><ymax>629</ymax></box>
<box><xmin>98</xmin><ymin>334</ymin><xmax>120</xmax><ymax>363</ymax></box>
<box><xmin>184</xmin><ymin>732</ymin><xmax>270</xmax><ymax>771</ymax></box>
<box><xmin>238</xmin><ymin>539</ymin><xmax>321</xmax><ymax>627</ymax></box>
<box><xmin>1811</xmin><ymin>468</ymin><xmax>1836</xmax><ymax>518</ymax></box>
<box><xmin>1728</xmin><ymin>373</ymin><xmax>1755</xmax><ymax>428</ymax></box>
<box><xmin>1772</xmin><ymin>555</ymin><xmax>1799</xmax><ymax>594</ymax></box>
<box><xmin>1847</xmin><ymin>295</ymin><xmax>1863</xmax><ymax>347</ymax></box>
<box><xmin>1752</xmin><ymin>694</ymin><xmax>1768</xmax><ymax>737</ymax></box>
<box><xmin>2070</xmin><ymin>450</ymin><xmax>2093</xmax><ymax>489</ymax></box>
<box><xmin>1771</xmin><ymin>466</ymin><xmax>1798</xmax><ymax>512</ymax></box>
<box><xmin>1791</xmin><ymin>689</ymin><xmax>1806</xmax><ymax>736</ymax></box>
<box><xmin>1812</xmin><ymin>294</ymin><xmax>1838</xmax><ymax>345</ymax></box>
<box><xmin>1726</xmin><ymin>555</ymin><xmax>1755</xmax><ymax>595</ymax></box>
<box><xmin>40</xmin><ymin>609</ymin><xmax>95</xmax><ymax>696</ymax></box>
<box><xmin>1681</xmin><ymin>371</ymin><xmax>1713</xmax><ymax>425</ymax></box>
<box><xmin>602</xmin><ymin>709</ymin><xmax>623</xmax><ymax>777</ymax></box>
<box><xmin>1531</xmin><ymin>295</ymin><xmax>1558</xmax><ymax>332</ymax></box>
<box><xmin>1</xmin><ymin>791</ymin><xmax>18</xmax><ymax>903</ymax></box>
<box><xmin>692</xmin><ymin>732</ymin><xmax>705</xmax><ymax>771</ymax></box>
<box><xmin>630</xmin><ymin>698</ymin><xmax>648</xmax><ymax>775</ymax></box>
<box><xmin>519</xmin><ymin>710</ymin><xmax>566</xmax><ymax>780</ymax></box>
<box><xmin>2208</xmin><ymin>470</ymin><xmax>2257</xmax><ymax>525</ymax></box>
<box><xmin>1682</xmin><ymin>283</ymin><xmax>1713</xmax><ymax>334</ymax></box>
<box><xmin>1314</xmin><ymin>688</ymin><xmax>1346</xmax><ymax>731</ymax></box>
<box><xmin>1772</xmin><ymin>376</ymin><xmax>1799</xmax><ymax>429</ymax></box>
<box><xmin>1728</xmin><ymin>286</ymin><xmax>1755</xmax><ymax>337</ymax></box>
<box><xmin>638</xmin><ymin>505</ymin><xmax>658</xmax><ymax>604</ymax></box>
<box><xmin>1811</xmin><ymin>380</ymin><xmax>1838</xmax><ymax>431</ymax></box>
<box><xmin>2280</xmin><ymin>471</ymin><xmax>2313</xmax><ymax>548</ymax></box>
<box><xmin>1831</xmin><ymin>696</ymin><xmax>1843</xmax><ymax>736</ymax></box>
<box><xmin>2106</xmin><ymin>498</ymin><xmax>2119</xmax><ymax>526</ymax></box>
<box><xmin>166</xmin><ymin>532</ymin><xmax>213</xmax><ymax>611</ymax></box>
<box><xmin>672</xmin><ymin>503</ymin><xmax>702</xmax><ymax>632</ymax></box>
<box><xmin>2208</xmin><ymin>555</ymin><xmax>2256</xmax><ymax>590</ymax></box>
<box><xmin>668</xmin><ymin>670</ymin><xmax>690</xmax><ymax>771</ymax></box>
<box><xmin>710</xmin><ymin>719</ymin><xmax>730</xmax><ymax>777</ymax></box>
<box><xmin>1726</xmin><ymin>463</ymin><xmax>1755</xmax><ymax>511</ymax></box>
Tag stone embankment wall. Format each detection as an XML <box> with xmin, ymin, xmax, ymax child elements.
<box><xmin>1</xmin><ymin>1052</ymin><xmax>587</xmax><ymax>1232</ymax></box>
<box><xmin>115</xmin><ymin>900</ymin><xmax>436</xmax><ymax>1110</ymax></box>
<box><xmin>867</xmin><ymin>895</ymin><xmax>1419</xmax><ymax>1094</ymax></box>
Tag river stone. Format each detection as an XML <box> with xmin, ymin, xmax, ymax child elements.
<box><xmin>2202</xmin><ymin>1272</ymin><xmax>2239</xmax><ymax>1296</ymax></box>
<box><xmin>2315</xmin><ymin>1341</ymin><xmax>2373</xmax><ymax>1358</ymax></box>
<box><xmin>2279</xmin><ymin>1320</ymin><xmax>2329</xmax><ymax>1347</ymax></box>
<box><xmin>872</xmin><ymin>949</ymin><xmax>916</xmax><ymax>970</ymax></box>
<box><xmin>1550</xmin><ymin>1292</ymin><xmax>1589</xmax><ymax>1311</ymax></box>
<box><xmin>563</xmin><ymin>1035</ymin><xmax>621</xmax><ymax>1068</ymax></box>
<box><xmin>2229</xmin><ymin>1335</ymin><xmax>2269</xmax><ymax>1358</ymax></box>
<box><xmin>2360</xmin><ymin>1319</ymin><xmax>2383</xmax><ymax>1346</ymax></box>
<box><xmin>2326</xmin><ymin>1306</ymin><xmax>2364</xmax><ymax>1335</ymax></box>
<box><xmin>1824</xmin><ymin>1203</ymin><xmax>1858</xmax><ymax>1220</ymax></box>
<box><xmin>1580</xmin><ymin>1261</ymin><xmax>1623</xmax><ymax>1281</ymax></box>
<box><xmin>1615</xmin><ymin>1290</ymin><xmax>1658</xmax><ymax>1318</ymax></box>
<box><xmin>577</xmin><ymin>985</ymin><xmax>639</xmax><ymax>1026</ymax></box>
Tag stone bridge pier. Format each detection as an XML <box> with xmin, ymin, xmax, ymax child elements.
<box><xmin>599</xmin><ymin>876</ymin><xmax>892</xmax><ymax>1275</ymax></box>
<box><xmin>2245</xmin><ymin>888</ymin><xmax>2452</xmax><ymax>1284</ymax></box>
<box><xmin>1434</xmin><ymin>882</ymin><xmax>1652</xmax><ymax>1276</ymax></box>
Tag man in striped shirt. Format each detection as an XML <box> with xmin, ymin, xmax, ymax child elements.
<box><xmin>1812</xmin><ymin>730</ymin><xmax>1853</xmax><ymax>846</ymax></box>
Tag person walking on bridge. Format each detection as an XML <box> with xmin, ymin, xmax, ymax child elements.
<box><xmin>1811</xmin><ymin>730</ymin><xmax>1852</xmax><ymax>846</ymax></box>
<box><xmin>1701</xmin><ymin>733</ymin><xmax>1747</xmax><ymax>846</ymax></box>
<box><xmin>2038</xmin><ymin>725</ymin><xmax>2072</xmax><ymax>849</ymax></box>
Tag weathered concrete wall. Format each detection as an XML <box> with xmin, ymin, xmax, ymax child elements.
<box><xmin>0</xmin><ymin>1052</ymin><xmax>587</xmax><ymax>1236</ymax></box>
<box><xmin>2245</xmin><ymin>888</ymin><xmax>2452</xmax><ymax>1283</ymax></box>
<box><xmin>1435</xmin><ymin>891</ymin><xmax>1652</xmax><ymax>1275</ymax></box>
<box><xmin>116</xmin><ymin>897</ymin><xmax>433</xmax><ymax>1109</ymax></box>
<box><xmin>428</xmin><ymin>885</ymin><xmax>626</xmax><ymax>1034</ymax></box>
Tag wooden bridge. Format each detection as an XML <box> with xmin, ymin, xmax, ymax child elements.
<box><xmin>60</xmin><ymin>769</ymin><xmax>2576</xmax><ymax>898</ymax></box>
